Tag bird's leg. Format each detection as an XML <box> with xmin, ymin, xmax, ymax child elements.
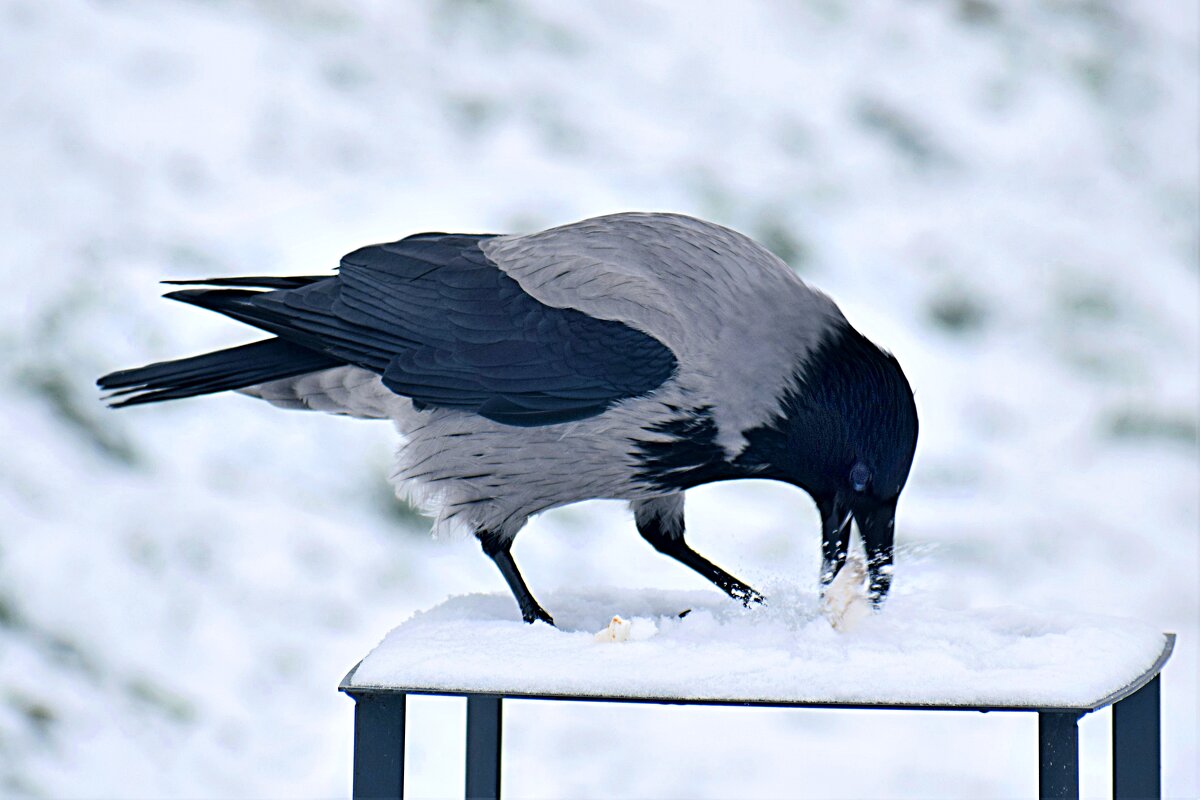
<box><xmin>476</xmin><ymin>529</ymin><xmax>554</xmax><ymax>625</ymax></box>
<box><xmin>633</xmin><ymin>495</ymin><xmax>765</xmax><ymax>606</ymax></box>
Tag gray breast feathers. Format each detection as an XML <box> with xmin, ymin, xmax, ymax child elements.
<box><xmin>482</xmin><ymin>213</ymin><xmax>845</xmax><ymax>454</ymax></box>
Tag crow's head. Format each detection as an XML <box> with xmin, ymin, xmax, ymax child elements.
<box><xmin>741</xmin><ymin>321</ymin><xmax>918</xmax><ymax>603</ymax></box>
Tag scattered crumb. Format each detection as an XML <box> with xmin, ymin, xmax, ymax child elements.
<box><xmin>594</xmin><ymin>614</ymin><xmax>657</xmax><ymax>643</ymax></box>
<box><xmin>820</xmin><ymin>554</ymin><xmax>873</xmax><ymax>632</ymax></box>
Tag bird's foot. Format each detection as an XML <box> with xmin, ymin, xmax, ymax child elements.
<box><xmin>521</xmin><ymin>603</ymin><xmax>555</xmax><ymax>626</ymax></box>
<box><xmin>728</xmin><ymin>583</ymin><xmax>766</xmax><ymax>608</ymax></box>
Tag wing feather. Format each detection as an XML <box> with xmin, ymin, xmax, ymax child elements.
<box><xmin>166</xmin><ymin>233</ymin><xmax>677</xmax><ymax>426</ymax></box>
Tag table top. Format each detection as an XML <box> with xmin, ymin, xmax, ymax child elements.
<box><xmin>341</xmin><ymin>588</ymin><xmax>1174</xmax><ymax>712</ymax></box>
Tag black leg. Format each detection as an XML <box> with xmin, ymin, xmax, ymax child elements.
<box><xmin>477</xmin><ymin>530</ymin><xmax>554</xmax><ymax>625</ymax></box>
<box><xmin>465</xmin><ymin>695</ymin><xmax>503</xmax><ymax>800</ymax></box>
<box><xmin>634</xmin><ymin>496</ymin><xmax>764</xmax><ymax>606</ymax></box>
<box><xmin>1039</xmin><ymin>711</ymin><xmax>1080</xmax><ymax>799</ymax></box>
<box><xmin>351</xmin><ymin>692</ymin><xmax>406</xmax><ymax>799</ymax></box>
<box><xmin>1114</xmin><ymin>675</ymin><xmax>1161</xmax><ymax>799</ymax></box>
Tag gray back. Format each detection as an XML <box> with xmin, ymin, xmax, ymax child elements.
<box><xmin>483</xmin><ymin>213</ymin><xmax>844</xmax><ymax>455</ymax></box>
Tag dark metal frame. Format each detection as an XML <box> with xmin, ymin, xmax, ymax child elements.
<box><xmin>341</xmin><ymin>633</ymin><xmax>1173</xmax><ymax>800</ymax></box>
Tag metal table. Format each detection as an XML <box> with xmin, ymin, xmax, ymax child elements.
<box><xmin>340</xmin><ymin>632</ymin><xmax>1173</xmax><ymax>800</ymax></box>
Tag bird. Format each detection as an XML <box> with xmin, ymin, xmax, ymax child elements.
<box><xmin>98</xmin><ymin>212</ymin><xmax>919</xmax><ymax>625</ymax></box>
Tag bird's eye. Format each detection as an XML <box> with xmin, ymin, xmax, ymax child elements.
<box><xmin>850</xmin><ymin>462</ymin><xmax>871</xmax><ymax>492</ymax></box>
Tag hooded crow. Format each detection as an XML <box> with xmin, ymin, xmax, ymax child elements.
<box><xmin>99</xmin><ymin>213</ymin><xmax>918</xmax><ymax>624</ymax></box>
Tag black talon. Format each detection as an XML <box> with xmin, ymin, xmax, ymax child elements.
<box><xmin>521</xmin><ymin>604</ymin><xmax>555</xmax><ymax>626</ymax></box>
<box><xmin>732</xmin><ymin>585</ymin><xmax>767</xmax><ymax>607</ymax></box>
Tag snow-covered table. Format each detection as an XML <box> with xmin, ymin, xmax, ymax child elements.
<box><xmin>339</xmin><ymin>590</ymin><xmax>1174</xmax><ymax>800</ymax></box>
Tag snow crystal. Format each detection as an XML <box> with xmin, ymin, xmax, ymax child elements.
<box><xmin>347</xmin><ymin>589</ymin><xmax>1169</xmax><ymax>709</ymax></box>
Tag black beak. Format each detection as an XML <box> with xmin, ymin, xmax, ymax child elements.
<box><xmin>853</xmin><ymin>499</ymin><xmax>897</xmax><ymax>607</ymax></box>
<box><xmin>817</xmin><ymin>496</ymin><xmax>853</xmax><ymax>587</ymax></box>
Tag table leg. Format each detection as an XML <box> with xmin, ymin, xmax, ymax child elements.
<box><xmin>1114</xmin><ymin>675</ymin><xmax>1161</xmax><ymax>799</ymax></box>
<box><xmin>1039</xmin><ymin>711</ymin><xmax>1080</xmax><ymax>799</ymax></box>
<box><xmin>352</xmin><ymin>692</ymin><xmax>407</xmax><ymax>799</ymax></box>
<box><xmin>465</xmin><ymin>695</ymin><xmax>503</xmax><ymax>800</ymax></box>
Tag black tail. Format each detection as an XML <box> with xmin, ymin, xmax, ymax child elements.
<box><xmin>98</xmin><ymin>338</ymin><xmax>343</xmax><ymax>408</ymax></box>
<box><xmin>161</xmin><ymin>275</ymin><xmax>330</xmax><ymax>290</ymax></box>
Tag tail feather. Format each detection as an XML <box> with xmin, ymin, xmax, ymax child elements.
<box><xmin>161</xmin><ymin>275</ymin><xmax>331</xmax><ymax>290</ymax></box>
<box><xmin>98</xmin><ymin>338</ymin><xmax>343</xmax><ymax>408</ymax></box>
<box><xmin>161</xmin><ymin>288</ymin><xmax>391</xmax><ymax>370</ymax></box>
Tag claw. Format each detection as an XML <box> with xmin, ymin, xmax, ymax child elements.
<box><xmin>521</xmin><ymin>604</ymin><xmax>555</xmax><ymax>626</ymax></box>
<box><xmin>729</xmin><ymin>583</ymin><xmax>767</xmax><ymax>607</ymax></box>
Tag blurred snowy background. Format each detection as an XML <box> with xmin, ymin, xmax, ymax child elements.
<box><xmin>1</xmin><ymin>0</ymin><xmax>1196</xmax><ymax>797</ymax></box>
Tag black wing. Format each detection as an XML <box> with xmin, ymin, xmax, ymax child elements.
<box><xmin>165</xmin><ymin>234</ymin><xmax>678</xmax><ymax>426</ymax></box>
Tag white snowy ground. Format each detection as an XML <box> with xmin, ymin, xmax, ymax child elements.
<box><xmin>0</xmin><ymin>1</ymin><xmax>1196</xmax><ymax>798</ymax></box>
<box><xmin>348</xmin><ymin>589</ymin><xmax>1170</xmax><ymax>709</ymax></box>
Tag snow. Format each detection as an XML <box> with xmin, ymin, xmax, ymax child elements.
<box><xmin>347</xmin><ymin>589</ymin><xmax>1169</xmax><ymax>709</ymax></box>
<box><xmin>1</xmin><ymin>0</ymin><xmax>1196</xmax><ymax>797</ymax></box>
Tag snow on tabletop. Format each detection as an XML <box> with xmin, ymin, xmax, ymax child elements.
<box><xmin>346</xmin><ymin>589</ymin><xmax>1169</xmax><ymax>709</ymax></box>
